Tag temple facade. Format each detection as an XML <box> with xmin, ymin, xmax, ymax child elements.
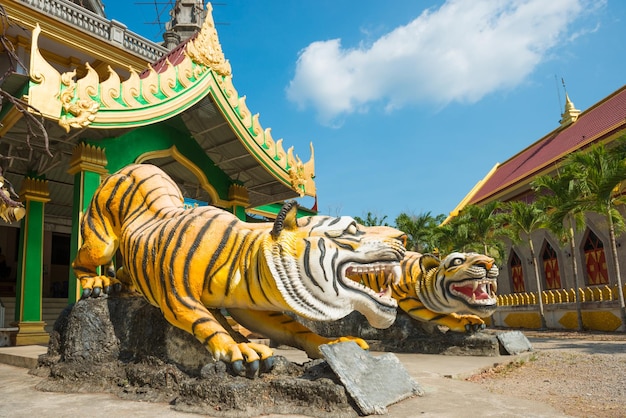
<box><xmin>0</xmin><ymin>1</ymin><xmax>316</xmax><ymax>344</ymax></box>
<box><xmin>450</xmin><ymin>87</ymin><xmax>626</xmax><ymax>331</ymax></box>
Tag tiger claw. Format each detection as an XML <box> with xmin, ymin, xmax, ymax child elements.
<box><xmin>81</xmin><ymin>288</ymin><xmax>92</xmax><ymax>299</ymax></box>
<box><xmin>113</xmin><ymin>283</ymin><xmax>122</xmax><ymax>292</ymax></box>
<box><xmin>231</xmin><ymin>360</ymin><xmax>244</xmax><ymax>375</ymax></box>
<box><xmin>246</xmin><ymin>360</ymin><xmax>260</xmax><ymax>378</ymax></box>
<box><xmin>92</xmin><ymin>287</ymin><xmax>102</xmax><ymax>298</ymax></box>
<box><xmin>261</xmin><ymin>356</ymin><xmax>274</xmax><ymax>373</ymax></box>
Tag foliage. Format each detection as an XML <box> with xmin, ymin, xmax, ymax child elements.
<box><xmin>394</xmin><ymin>211</ymin><xmax>444</xmax><ymax>253</ymax></box>
<box><xmin>353</xmin><ymin>212</ymin><xmax>389</xmax><ymax>227</ymax></box>
<box><xmin>565</xmin><ymin>138</ymin><xmax>626</xmax><ymax>235</ymax></box>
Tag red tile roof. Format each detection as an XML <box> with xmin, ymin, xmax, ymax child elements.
<box><xmin>469</xmin><ymin>85</ymin><xmax>626</xmax><ymax>205</ymax></box>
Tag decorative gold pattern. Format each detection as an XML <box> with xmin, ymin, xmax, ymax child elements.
<box><xmin>67</xmin><ymin>143</ymin><xmax>108</xmax><ymax>175</ymax></box>
<box><xmin>288</xmin><ymin>144</ymin><xmax>316</xmax><ymax>196</ymax></box>
<box><xmin>27</xmin><ymin>3</ymin><xmax>316</xmax><ymax>198</ymax></box>
<box><xmin>185</xmin><ymin>3</ymin><xmax>231</xmax><ymax>77</ymax></box>
<box><xmin>228</xmin><ymin>184</ymin><xmax>249</xmax><ymax>207</ymax></box>
<box><xmin>19</xmin><ymin>177</ymin><xmax>51</xmax><ymax>203</ymax></box>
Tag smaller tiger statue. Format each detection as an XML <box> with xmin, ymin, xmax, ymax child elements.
<box><xmin>353</xmin><ymin>251</ymin><xmax>498</xmax><ymax>332</ymax></box>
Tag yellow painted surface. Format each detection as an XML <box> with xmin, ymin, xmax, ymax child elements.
<box><xmin>503</xmin><ymin>312</ymin><xmax>542</xmax><ymax>329</ymax></box>
<box><xmin>560</xmin><ymin>311</ymin><xmax>622</xmax><ymax>331</ymax></box>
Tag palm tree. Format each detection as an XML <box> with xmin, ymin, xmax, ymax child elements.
<box><xmin>395</xmin><ymin>211</ymin><xmax>443</xmax><ymax>252</ymax></box>
<box><xmin>501</xmin><ymin>200</ymin><xmax>548</xmax><ymax>329</ymax></box>
<box><xmin>458</xmin><ymin>202</ymin><xmax>506</xmax><ymax>258</ymax></box>
<box><xmin>565</xmin><ymin>140</ymin><xmax>626</xmax><ymax>326</ymax></box>
<box><xmin>532</xmin><ymin>169</ymin><xmax>586</xmax><ymax>330</ymax></box>
<box><xmin>430</xmin><ymin>218</ymin><xmax>470</xmax><ymax>255</ymax></box>
<box><xmin>354</xmin><ymin>212</ymin><xmax>389</xmax><ymax>227</ymax></box>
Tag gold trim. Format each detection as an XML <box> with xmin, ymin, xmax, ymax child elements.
<box><xmin>29</xmin><ymin>24</ymin><xmax>62</xmax><ymax>119</ymax></box>
<box><xmin>0</xmin><ymin>106</ymin><xmax>24</xmax><ymax>137</ymax></box>
<box><xmin>67</xmin><ymin>143</ymin><xmax>108</xmax><ymax>175</ymax></box>
<box><xmin>185</xmin><ymin>3</ymin><xmax>231</xmax><ymax>77</ymax></box>
<box><xmin>136</xmin><ymin>146</ymin><xmax>229</xmax><ymax>208</ymax></box>
<box><xmin>228</xmin><ymin>184</ymin><xmax>249</xmax><ymax>207</ymax></box>
<box><xmin>443</xmin><ymin>163</ymin><xmax>499</xmax><ymax>224</ymax></box>
<box><xmin>287</xmin><ymin>143</ymin><xmax>316</xmax><ymax>197</ymax></box>
<box><xmin>19</xmin><ymin>178</ymin><xmax>50</xmax><ymax>203</ymax></box>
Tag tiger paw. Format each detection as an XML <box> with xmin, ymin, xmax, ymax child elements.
<box><xmin>213</xmin><ymin>342</ymin><xmax>275</xmax><ymax>378</ymax></box>
<box><xmin>80</xmin><ymin>275</ymin><xmax>122</xmax><ymax>298</ymax></box>
<box><xmin>326</xmin><ymin>336</ymin><xmax>370</xmax><ymax>351</ymax></box>
<box><xmin>460</xmin><ymin>315</ymin><xmax>486</xmax><ymax>333</ymax></box>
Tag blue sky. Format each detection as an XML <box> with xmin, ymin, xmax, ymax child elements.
<box><xmin>105</xmin><ymin>0</ymin><xmax>625</xmax><ymax>223</ymax></box>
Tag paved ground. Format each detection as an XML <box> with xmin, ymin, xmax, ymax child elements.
<box><xmin>1</xmin><ymin>332</ymin><xmax>621</xmax><ymax>418</ymax></box>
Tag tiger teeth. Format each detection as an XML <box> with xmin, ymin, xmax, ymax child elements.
<box><xmin>391</xmin><ymin>265</ymin><xmax>401</xmax><ymax>285</ymax></box>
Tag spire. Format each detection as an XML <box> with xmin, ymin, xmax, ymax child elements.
<box><xmin>560</xmin><ymin>93</ymin><xmax>581</xmax><ymax>127</ymax></box>
<box><xmin>162</xmin><ymin>0</ymin><xmax>207</xmax><ymax>50</ymax></box>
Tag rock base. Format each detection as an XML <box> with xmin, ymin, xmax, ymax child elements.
<box><xmin>34</xmin><ymin>297</ymin><xmax>358</xmax><ymax>418</ymax></box>
<box><xmin>294</xmin><ymin>311</ymin><xmax>501</xmax><ymax>356</ymax></box>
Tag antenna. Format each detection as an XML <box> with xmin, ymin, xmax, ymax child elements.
<box><xmin>134</xmin><ymin>1</ymin><xmax>175</xmax><ymax>38</ymax></box>
<box><xmin>134</xmin><ymin>1</ymin><xmax>229</xmax><ymax>40</ymax></box>
<box><xmin>554</xmin><ymin>74</ymin><xmax>562</xmax><ymax>113</ymax></box>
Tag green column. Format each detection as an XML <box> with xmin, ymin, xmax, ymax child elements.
<box><xmin>228</xmin><ymin>184</ymin><xmax>249</xmax><ymax>220</ymax></box>
<box><xmin>14</xmin><ymin>177</ymin><xmax>50</xmax><ymax>345</ymax></box>
<box><xmin>67</xmin><ymin>143</ymin><xmax>108</xmax><ymax>303</ymax></box>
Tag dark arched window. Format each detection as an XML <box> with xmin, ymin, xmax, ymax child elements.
<box><xmin>510</xmin><ymin>251</ymin><xmax>525</xmax><ymax>293</ymax></box>
<box><xmin>541</xmin><ymin>242</ymin><xmax>562</xmax><ymax>290</ymax></box>
<box><xmin>583</xmin><ymin>230</ymin><xmax>609</xmax><ymax>285</ymax></box>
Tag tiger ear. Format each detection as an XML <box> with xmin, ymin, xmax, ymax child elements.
<box><xmin>419</xmin><ymin>254</ymin><xmax>441</xmax><ymax>273</ymax></box>
<box><xmin>271</xmin><ymin>201</ymin><xmax>299</xmax><ymax>238</ymax></box>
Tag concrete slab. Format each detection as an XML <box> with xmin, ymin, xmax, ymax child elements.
<box><xmin>320</xmin><ymin>342</ymin><xmax>423</xmax><ymax>415</ymax></box>
<box><xmin>497</xmin><ymin>331</ymin><xmax>533</xmax><ymax>355</ymax></box>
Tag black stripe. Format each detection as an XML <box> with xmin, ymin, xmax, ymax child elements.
<box><xmin>203</xmin><ymin>218</ymin><xmax>238</xmax><ymax>295</ymax></box>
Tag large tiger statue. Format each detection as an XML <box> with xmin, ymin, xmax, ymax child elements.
<box><xmin>352</xmin><ymin>251</ymin><xmax>498</xmax><ymax>332</ymax></box>
<box><xmin>72</xmin><ymin>164</ymin><xmax>406</xmax><ymax>375</ymax></box>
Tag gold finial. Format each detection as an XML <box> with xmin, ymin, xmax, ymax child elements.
<box><xmin>560</xmin><ymin>93</ymin><xmax>581</xmax><ymax>127</ymax></box>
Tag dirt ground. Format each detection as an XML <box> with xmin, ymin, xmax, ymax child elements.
<box><xmin>467</xmin><ymin>330</ymin><xmax>626</xmax><ymax>418</ymax></box>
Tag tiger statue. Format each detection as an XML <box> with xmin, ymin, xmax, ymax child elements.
<box><xmin>352</xmin><ymin>251</ymin><xmax>498</xmax><ymax>332</ymax></box>
<box><xmin>72</xmin><ymin>164</ymin><xmax>406</xmax><ymax>376</ymax></box>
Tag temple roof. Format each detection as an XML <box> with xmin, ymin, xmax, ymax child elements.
<box><xmin>449</xmin><ymin>85</ymin><xmax>626</xmax><ymax>217</ymax></box>
<box><xmin>22</xmin><ymin>2</ymin><xmax>315</xmax><ymax>208</ymax></box>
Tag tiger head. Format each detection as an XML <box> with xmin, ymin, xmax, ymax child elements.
<box><xmin>419</xmin><ymin>252</ymin><xmax>498</xmax><ymax>317</ymax></box>
<box><xmin>265</xmin><ymin>202</ymin><xmax>406</xmax><ymax>329</ymax></box>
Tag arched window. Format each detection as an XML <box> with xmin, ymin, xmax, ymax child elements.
<box><xmin>583</xmin><ymin>230</ymin><xmax>609</xmax><ymax>285</ymax></box>
<box><xmin>541</xmin><ymin>242</ymin><xmax>562</xmax><ymax>289</ymax></box>
<box><xmin>510</xmin><ymin>251</ymin><xmax>525</xmax><ymax>293</ymax></box>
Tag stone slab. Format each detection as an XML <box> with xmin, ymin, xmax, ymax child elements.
<box><xmin>497</xmin><ymin>331</ymin><xmax>533</xmax><ymax>355</ymax></box>
<box><xmin>320</xmin><ymin>342</ymin><xmax>424</xmax><ymax>415</ymax></box>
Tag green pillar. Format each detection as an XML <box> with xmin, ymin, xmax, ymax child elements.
<box><xmin>14</xmin><ymin>177</ymin><xmax>50</xmax><ymax>345</ymax></box>
<box><xmin>67</xmin><ymin>143</ymin><xmax>108</xmax><ymax>303</ymax></box>
<box><xmin>228</xmin><ymin>184</ymin><xmax>249</xmax><ymax>220</ymax></box>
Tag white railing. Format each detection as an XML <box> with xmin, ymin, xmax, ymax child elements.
<box><xmin>18</xmin><ymin>0</ymin><xmax>168</xmax><ymax>62</ymax></box>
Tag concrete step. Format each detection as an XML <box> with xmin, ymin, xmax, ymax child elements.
<box><xmin>1</xmin><ymin>298</ymin><xmax>69</xmax><ymax>329</ymax></box>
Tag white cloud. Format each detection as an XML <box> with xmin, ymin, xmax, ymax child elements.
<box><xmin>286</xmin><ymin>0</ymin><xmax>603</xmax><ymax>126</ymax></box>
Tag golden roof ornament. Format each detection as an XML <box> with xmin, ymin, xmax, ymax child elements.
<box><xmin>185</xmin><ymin>3</ymin><xmax>232</xmax><ymax>77</ymax></box>
<box><xmin>560</xmin><ymin>93</ymin><xmax>581</xmax><ymax>127</ymax></box>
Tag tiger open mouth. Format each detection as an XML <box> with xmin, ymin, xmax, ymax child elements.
<box><xmin>449</xmin><ymin>279</ymin><xmax>498</xmax><ymax>306</ymax></box>
<box><xmin>343</xmin><ymin>262</ymin><xmax>402</xmax><ymax>308</ymax></box>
